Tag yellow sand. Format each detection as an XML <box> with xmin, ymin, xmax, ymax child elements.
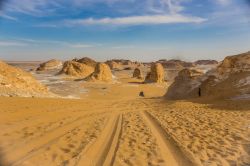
<box><xmin>0</xmin><ymin>64</ymin><xmax>249</xmax><ymax>166</ymax></box>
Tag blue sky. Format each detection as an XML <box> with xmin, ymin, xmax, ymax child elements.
<box><xmin>0</xmin><ymin>0</ymin><xmax>250</xmax><ymax>61</ymax></box>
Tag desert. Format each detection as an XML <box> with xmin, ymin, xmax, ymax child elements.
<box><xmin>1</xmin><ymin>1</ymin><xmax>250</xmax><ymax>165</ymax></box>
<box><xmin>0</xmin><ymin>51</ymin><xmax>249</xmax><ymax>166</ymax></box>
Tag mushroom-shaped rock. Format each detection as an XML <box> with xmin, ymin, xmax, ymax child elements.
<box><xmin>145</xmin><ymin>63</ymin><xmax>165</xmax><ymax>83</ymax></box>
<box><xmin>59</xmin><ymin>61</ymin><xmax>94</xmax><ymax>78</ymax></box>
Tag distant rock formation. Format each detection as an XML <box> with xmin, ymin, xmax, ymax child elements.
<box><xmin>145</xmin><ymin>63</ymin><xmax>165</xmax><ymax>83</ymax></box>
<box><xmin>216</xmin><ymin>51</ymin><xmax>250</xmax><ymax>75</ymax></box>
<box><xmin>76</xmin><ymin>57</ymin><xmax>97</xmax><ymax>68</ymax></box>
<box><xmin>106</xmin><ymin>60</ymin><xmax>122</xmax><ymax>70</ymax></box>
<box><xmin>0</xmin><ymin>60</ymin><xmax>53</xmax><ymax>97</ymax></box>
<box><xmin>157</xmin><ymin>59</ymin><xmax>194</xmax><ymax>69</ymax></box>
<box><xmin>133</xmin><ymin>68</ymin><xmax>143</xmax><ymax>79</ymax></box>
<box><xmin>86</xmin><ymin>63</ymin><xmax>113</xmax><ymax>82</ymax></box>
<box><xmin>59</xmin><ymin>61</ymin><xmax>94</xmax><ymax>78</ymax></box>
<box><xmin>194</xmin><ymin>60</ymin><xmax>218</xmax><ymax>65</ymax></box>
<box><xmin>37</xmin><ymin>59</ymin><xmax>63</xmax><ymax>71</ymax></box>
<box><xmin>165</xmin><ymin>51</ymin><xmax>250</xmax><ymax>100</ymax></box>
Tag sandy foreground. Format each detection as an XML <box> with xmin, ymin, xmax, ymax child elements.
<box><xmin>0</xmin><ymin>96</ymin><xmax>249</xmax><ymax>166</ymax></box>
<box><xmin>0</xmin><ymin>62</ymin><xmax>249</xmax><ymax>166</ymax></box>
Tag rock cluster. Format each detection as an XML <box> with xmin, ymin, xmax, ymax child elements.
<box><xmin>194</xmin><ymin>60</ymin><xmax>218</xmax><ymax>65</ymax></box>
<box><xmin>165</xmin><ymin>51</ymin><xmax>250</xmax><ymax>100</ymax></box>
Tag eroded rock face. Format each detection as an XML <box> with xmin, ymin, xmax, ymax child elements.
<box><xmin>157</xmin><ymin>59</ymin><xmax>194</xmax><ymax>69</ymax></box>
<box><xmin>133</xmin><ymin>68</ymin><xmax>143</xmax><ymax>79</ymax></box>
<box><xmin>59</xmin><ymin>61</ymin><xmax>94</xmax><ymax>78</ymax></box>
<box><xmin>76</xmin><ymin>57</ymin><xmax>97</xmax><ymax>68</ymax></box>
<box><xmin>217</xmin><ymin>51</ymin><xmax>250</xmax><ymax>75</ymax></box>
<box><xmin>87</xmin><ymin>63</ymin><xmax>113</xmax><ymax>82</ymax></box>
<box><xmin>106</xmin><ymin>61</ymin><xmax>122</xmax><ymax>70</ymax></box>
<box><xmin>165</xmin><ymin>69</ymin><xmax>204</xmax><ymax>100</ymax></box>
<box><xmin>194</xmin><ymin>60</ymin><xmax>218</xmax><ymax>65</ymax></box>
<box><xmin>37</xmin><ymin>59</ymin><xmax>63</xmax><ymax>71</ymax></box>
<box><xmin>145</xmin><ymin>63</ymin><xmax>165</xmax><ymax>83</ymax></box>
<box><xmin>0</xmin><ymin>60</ymin><xmax>53</xmax><ymax>97</ymax></box>
<box><xmin>165</xmin><ymin>51</ymin><xmax>250</xmax><ymax>100</ymax></box>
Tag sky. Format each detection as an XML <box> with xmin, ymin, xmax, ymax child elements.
<box><xmin>0</xmin><ymin>0</ymin><xmax>250</xmax><ymax>62</ymax></box>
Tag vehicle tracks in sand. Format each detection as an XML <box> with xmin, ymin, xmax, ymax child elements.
<box><xmin>76</xmin><ymin>113</ymin><xmax>123</xmax><ymax>166</ymax></box>
<box><xmin>140</xmin><ymin>111</ymin><xmax>195</xmax><ymax>166</ymax></box>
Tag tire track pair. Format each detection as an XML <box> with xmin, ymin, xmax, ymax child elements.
<box><xmin>76</xmin><ymin>113</ymin><xmax>123</xmax><ymax>166</ymax></box>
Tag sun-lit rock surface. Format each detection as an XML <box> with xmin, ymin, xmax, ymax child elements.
<box><xmin>0</xmin><ymin>60</ymin><xmax>53</xmax><ymax>97</ymax></box>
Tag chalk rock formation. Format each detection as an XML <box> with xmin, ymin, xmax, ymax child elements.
<box><xmin>106</xmin><ymin>60</ymin><xmax>122</xmax><ymax>70</ymax></box>
<box><xmin>194</xmin><ymin>60</ymin><xmax>218</xmax><ymax>65</ymax></box>
<box><xmin>216</xmin><ymin>51</ymin><xmax>250</xmax><ymax>75</ymax></box>
<box><xmin>76</xmin><ymin>57</ymin><xmax>97</xmax><ymax>68</ymax></box>
<box><xmin>0</xmin><ymin>60</ymin><xmax>52</xmax><ymax>97</ymax></box>
<box><xmin>59</xmin><ymin>61</ymin><xmax>94</xmax><ymax>78</ymax></box>
<box><xmin>165</xmin><ymin>51</ymin><xmax>250</xmax><ymax>100</ymax></box>
<box><xmin>87</xmin><ymin>63</ymin><xmax>113</xmax><ymax>82</ymax></box>
<box><xmin>37</xmin><ymin>59</ymin><xmax>63</xmax><ymax>71</ymax></box>
<box><xmin>165</xmin><ymin>69</ymin><xmax>204</xmax><ymax>99</ymax></box>
<box><xmin>133</xmin><ymin>68</ymin><xmax>143</xmax><ymax>79</ymax></box>
<box><xmin>145</xmin><ymin>63</ymin><xmax>165</xmax><ymax>83</ymax></box>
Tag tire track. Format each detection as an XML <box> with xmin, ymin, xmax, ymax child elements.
<box><xmin>76</xmin><ymin>113</ymin><xmax>123</xmax><ymax>166</ymax></box>
<box><xmin>141</xmin><ymin>110</ymin><xmax>197</xmax><ymax>166</ymax></box>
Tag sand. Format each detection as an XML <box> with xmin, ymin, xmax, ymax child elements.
<box><xmin>0</xmin><ymin>61</ymin><xmax>249</xmax><ymax>166</ymax></box>
<box><xmin>0</xmin><ymin>96</ymin><xmax>249</xmax><ymax>166</ymax></box>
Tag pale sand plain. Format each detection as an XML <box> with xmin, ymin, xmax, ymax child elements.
<box><xmin>0</xmin><ymin>64</ymin><xmax>249</xmax><ymax>166</ymax></box>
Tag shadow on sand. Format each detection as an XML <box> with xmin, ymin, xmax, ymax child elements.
<box><xmin>0</xmin><ymin>148</ymin><xmax>8</xmax><ymax>166</ymax></box>
<box><xmin>146</xmin><ymin>96</ymin><xmax>250</xmax><ymax>111</ymax></box>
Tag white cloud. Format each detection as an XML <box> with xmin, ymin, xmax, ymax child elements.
<box><xmin>0</xmin><ymin>38</ymin><xmax>97</xmax><ymax>49</ymax></box>
<box><xmin>0</xmin><ymin>41</ymin><xmax>27</xmax><ymax>47</ymax></box>
<box><xmin>64</xmin><ymin>14</ymin><xmax>206</xmax><ymax>26</ymax></box>
<box><xmin>111</xmin><ymin>45</ymin><xmax>135</xmax><ymax>49</ymax></box>
<box><xmin>68</xmin><ymin>44</ymin><xmax>94</xmax><ymax>48</ymax></box>
<box><xmin>215</xmin><ymin>0</ymin><xmax>231</xmax><ymax>6</ymax></box>
<box><xmin>0</xmin><ymin>12</ymin><xmax>17</xmax><ymax>21</ymax></box>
